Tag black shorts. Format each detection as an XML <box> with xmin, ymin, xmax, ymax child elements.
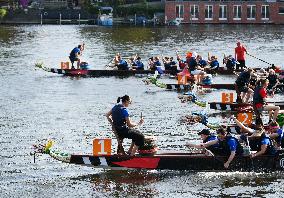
<box><xmin>236</xmin><ymin>82</ymin><xmax>249</xmax><ymax>92</ymax></box>
<box><xmin>116</xmin><ymin>128</ymin><xmax>145</xmax><ymax>147</ymax></box>
<box><xmin>69</xmin><ymin>56</ymin><xmax>79</xmax><ymax>62</ymax></box>
<box><xmin>237</xmin><ymin>60</ymin><xmax>246</xmax><ymax>70</ymax></box>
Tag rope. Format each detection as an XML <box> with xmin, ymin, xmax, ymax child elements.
<box><xmin>247</xmin><ymin>53</ymin><xmax>274</xmax><ymax>67</ymax></box>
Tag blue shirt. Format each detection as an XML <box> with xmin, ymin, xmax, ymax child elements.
<box><xmin>210</xmin><ymin>60</ymin><xmax>219</xmax><ymax>69</ymax></box>
<box><xmin>135</xmin><ymin>60</ymin><xmax>144</xmax><ymax>69</ymax></box>
<box><xmin>218</xmin><ymin>137</ymin><xmax>237</xmax><ymax>152</ymax></box>
<box><xmin>111</xmin><ymin>104</ymin><xmax>129</xmax><ymax>128</ymax></box>
<box><xmin>276</xmin><ymin>128</ymin><xmax>284</xmax><ymax>143</ymax></box>
<box><xmin>70</xmin><ymin>47</ymin><xmax>80</xmax><ymax>57</ymax></box>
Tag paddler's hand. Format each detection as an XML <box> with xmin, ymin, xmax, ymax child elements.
<box><xmin>138</xmin><ymin>118</ymin><xmax>144</xmax><ymax>126</ymax></box>
<box><xmin>224</xmin><ymin>161</ymin><xmax>230</xmax><ymax>169</ymax></box>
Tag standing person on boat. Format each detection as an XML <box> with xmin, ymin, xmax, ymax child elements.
<box><xmin>115</xmin><ymin>56</ymin><xmax>129</xmax><ymax>70</ymax></box>
<box><xmin>69</xmin><ymin>43</ymin><xmax>84</xmax><ymax>69</ymax></box>
<box><xmin>106</xmin><ymin>95</ymin><xmax>145</xmax><ymax>156</ymax></box>
<box><xmin>235</xmin><ymin>68</ymin><xmax>254</xmax><ymax>103</ymax></box>
<box><xmin>196</xmin><ymin>128</ymin><xmax>243</xmax><ymax>169</ymax></box>
<box><xmin>235</xmin><ymin>41</ymin><xmax>247</xmax><ymax>70</ymax></box>
<box><xmin>185</xmin><ymin>129</ymin><xmax>220</xmax><ymax>155</ymax></box>
<box><xmin>253</xmin><ymin>78</ymin><xmax>280</xmax><ymax>123</ymax></box>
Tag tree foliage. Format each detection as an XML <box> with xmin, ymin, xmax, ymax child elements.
<box><xmin>0</xmin><ymin>8</ymin><xmax>7</xmax><ymax>19</ymax></box>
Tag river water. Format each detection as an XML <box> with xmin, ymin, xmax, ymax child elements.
<box><xmin>0</xmin><ymin>24</ymin><xmax>284</xmax><ymax>197</ymax></box>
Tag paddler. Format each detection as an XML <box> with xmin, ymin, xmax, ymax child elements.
<box><xmin>235</xmin><ymin>68</ymin><xmax>254</xmax><ymax>103</ymax></box>
<box><xmin>195</xmin><ymin>127</ymin><xmax>243</xmax><ymax>169</ymax></box>
<box><xmin>268</xmin><ymin>121</ymin><xmax>284</xmax><ymax>149</ymax></box>
<box><xmin>115</xmin><ymin>55</ymin><xmax>129</xmax><ymax>70</ymax></box>
<box><xmin>106</xmin><ymin>95</ymin><xmax>145</xmax><ymax>156</ymax></box>
<box><xmin>185</xmin><ymin>129</ymin><xmax>220</xmax><ymax>155</ymax></box>
<box><xmin>232</xmin><ymin>115</ymin><xmax>277</xmax><ymax>157</ymax></box>
<box><xmin>69</xmin><ymin>43</ymin><xmax>84</xmax><ymax>69</ymax></box>
<box><xmin>253</xmin><ymin>78</ymin><xmax>280</xmax><ymax>123</ymax></box>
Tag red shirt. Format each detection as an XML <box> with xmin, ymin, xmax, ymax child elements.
<box><xmin>255</xmin><ymin>88</ymin><xmax>267</xmax><ymax>108</ymax></box>
<box><xmin>235</xmin><ymin>46</ymin><xmax>247</xmax><ymax>61</ymax></box>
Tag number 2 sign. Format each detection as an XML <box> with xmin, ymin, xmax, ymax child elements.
<box><xmin>237</xmin><ymin>112</ymin><xmax>253</xmax><ymax>126</ymax></box>
<box><xmin>93</xmin><ymin>139</ymin><xmax>112</xmax><ymax>156</ymax></box>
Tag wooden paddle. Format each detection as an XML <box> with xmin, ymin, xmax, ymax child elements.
<box><xmin>247</xmin><ymin>52</ymin><xmax>276</xmax><ymax>69</ymax></box>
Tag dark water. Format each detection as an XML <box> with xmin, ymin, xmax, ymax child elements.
<box><xmin>0</xmin><ymin>24</ymin><xmax>284</xmax><ymax>197</ymax></box>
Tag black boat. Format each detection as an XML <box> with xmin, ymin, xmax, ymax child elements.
<box><xmin>209</xmin><ymin>102</ymin><xmax>284</xmax><ymax>111</ymax></box>
<box><xmin>46</xmin><ymin>148</ymin><xmax>284</xmax><ymax>172</ymax></box>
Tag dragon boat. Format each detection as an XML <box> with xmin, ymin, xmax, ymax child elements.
<box><xmin>209</xmin><ymin>102</ymin><xmax>284</xmax><ymax>111</ymax></box>
<box><xmin>38</xmin><ymin>144</ymin><xmax>284</xmax><ymax>172</ymax></box>
<box><xmin>35</xmin><ymin>64</ymin><xmax>276</xmax><ymax>77</ymax></box>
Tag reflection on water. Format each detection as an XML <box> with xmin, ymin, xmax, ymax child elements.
<box><xmin>0</xmin><ymin>24</ymin><xmax>284</xmax><ymax>197</ymax></box>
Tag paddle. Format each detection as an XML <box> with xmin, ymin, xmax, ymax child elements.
<box><xmin>247</xmin><ymin>53</ymin><xmax>276</xmax><ymax>69</ymax></box>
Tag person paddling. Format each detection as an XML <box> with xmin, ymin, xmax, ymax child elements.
<box><xmin>253</xmin><ymin>79</ymin><xmax>280</xmax><ymax>123</ymax></box>
<box><xmin>106</xmin><ymin>95</ymin><xmax>145</xmax><ymax>156</ymax></box>
<box><xmin>69</xmin><ymin>43</ymin><xmax>84</xmax><ymax>69</ymax></box>
<box><xmin>195</xmin><ymin>127</ymin><xmax>243</xmax><ymax>169</ymax></box>
<box><xmin>185</xmin><ymin>129</ymin><xmax>220</xmax><ymax>155</ymax></box>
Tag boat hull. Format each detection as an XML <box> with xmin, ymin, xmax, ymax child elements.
<box><xmin>67</xmin><ymin>152</ymin><xmax>284</xmax><ymax>171</ymax></box>
<box><xmin>209</xmin><ymin>102</ymin><xmax>284</xmax><ymax>111</ymax></box>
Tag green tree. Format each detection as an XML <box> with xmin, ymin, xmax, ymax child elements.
<box><xmin>0</xmin><ymin>8</ymin><xmax>7</xmax><ymax>19</ymax></box>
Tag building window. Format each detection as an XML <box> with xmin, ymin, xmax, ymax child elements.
<box><xmin>205</xmin><ymin>5</ymin><xmax>213</xmax><ymax>20</ymax></box>
<box><xmin>279</xmin><ymin>7</ymin><xmax>284</xmax><ymax>14</ymax></box>
<box><xmin>261</xmin><ymin>5</ymin><xmax>269</xmax><ymax>19</ymax></box>
<box><xmin>233</xmin><ymin>5</ymin><xmax>242</xmax><ymax>20</ymax></box>
<box><xmin>219</xmin><ymin>5</ymin><xmax>227</xmax><ymax>20</ymax></box>
<box><xmin>247</xmin><ymin>5</ymin><xmax>256</xmax><ymax>20</ymax></box>
<box><xmin>190</xmin><ymin>5</ymin><xmax>199</xmax><ymax>20</ymax></box>
<box><xmin>176</xmin><ymin>5</ymin><xmax>184</xmax><ymax>19</ymax></box>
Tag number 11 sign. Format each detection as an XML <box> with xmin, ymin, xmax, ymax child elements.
<box><xmin>93</xmin><ymin>138</ymin><xmax>112</xmax><ymax>156</ymax></box>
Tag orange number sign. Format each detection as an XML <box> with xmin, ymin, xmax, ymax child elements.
<box><xmin>237</xmin><ymin>112</ymin><xmax>253</xmax><ymax>126</ymax></box>
<box><xmin>61</xmin><ymin>62</ymin><xmax>70</xmax><ymax>69</ymax></box>
<box><xmin>93</xmin><ymin>139</ymin><xmax>111</xmax><ymax>156</ymax></box>
<box><xmin>222</xmin><ymin>93</ymin><xmax>234</xmax><ymax>103</ymax></box>
<box><xmin>178</xmin><ymin>74</ymin><xmax>187</xmax><ymax>85</ymax></box>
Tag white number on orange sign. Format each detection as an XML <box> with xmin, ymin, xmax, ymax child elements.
<box><xmin>237</xmin><ymin>112</ymin><xmax>252</xmax><ymax>126</ymax></box>
<box><xmin>222</xmin><ymin>93</ymin><xmax>234</xmax><ymax>103</ymax></box>
<box><xmin>93</xmin><ymin>139</ymin><xmax>111</xmax><ymax>156</ymax></box>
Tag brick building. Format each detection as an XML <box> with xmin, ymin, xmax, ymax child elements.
<box><xmin>165</xmin><ymin>0</ymin><xmax>284</xmax><ymax>24</ymax></box>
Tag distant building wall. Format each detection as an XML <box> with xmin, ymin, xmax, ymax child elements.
<box><xmin>165</xmin><ymin>0</ymin><xmax>284</xmax><ymax>24</ymax></box>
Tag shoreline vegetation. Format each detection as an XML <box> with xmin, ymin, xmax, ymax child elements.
<box><xmin>0</xmin><ymin>1</ymin><xmax>164</xmax><ymax>25</ymax></box>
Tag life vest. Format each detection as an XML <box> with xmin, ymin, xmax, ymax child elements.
<box><xmin>70</xmin><ymin>47</ymin><xmax>80</xmax><ymax>58</ymax></box>
<box><xmin>202</xmin><ymin>75</ymin><xmax>212</xmax><ymax>85</ymax></box>
<box><xmin>249</xmin><ymin>134</ymin><xmax>276</xmax><ymax>155</ymax></box>
<box><xmin>117</xmin><ymin>60</ymin><xmax>129</xmax><ymax>70</ymax></box>
<box><xmin>236</xmin><ymin>71</ymin><xmax>250</xmax><ymax>85</ymax></box>
<box><xmin>276</xmin><ymin>129</ymin><xmax>284</xmax><ymax>148</ymax></box>
<box><xmin>226</xmin><ymin>58</ymin><xmax>236</xmax><ymax>70</ymax></box>
<box><xmin>218</xmin><ymin>136</ymin><xmax>243</xmax><ymax>156</ymax></box>
<box><xmin>253</xmin><ymin>86</ymin><xmax>265</xmax><ymax>105</ymax></box>
<box><xmin>111</xmin><ymin>104</ymin><xmax>127</xmax><ymax>130</ymax></box>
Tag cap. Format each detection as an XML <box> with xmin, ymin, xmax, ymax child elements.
<box><xmin>198</xmin><ymin>129</ymin><xmax>210</xmax><ymax>135</ymax></box>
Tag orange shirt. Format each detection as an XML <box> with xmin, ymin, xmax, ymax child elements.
<box><xmin>235</xmin><ymin>46</ymin><xmax>247</xmax><ymax>61</ymax></box>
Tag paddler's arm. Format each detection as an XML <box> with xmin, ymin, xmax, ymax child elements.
<box><xmin>251</xmin><ymin>144</ymin><xmax>267</xmax><ymax>158</ymax></box>
<box><xmin>125</xmin><ymin>116</ymin><xmax>144</xmax><ymax>128</ymax></box>
<box><xmin>224</xmin><ymin>151</ymin><xmax>236</xmax><ymax>169</ymax></box>
<box><xmin>232</xmin><ymin>116</ymin><xmax>254</xmax><ymax>134</ymax></box>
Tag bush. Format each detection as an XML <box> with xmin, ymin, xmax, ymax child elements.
<box><xmin>116</xmin><ymin>4</ymin><xmax>163</xmax><ymax>18</ymax></box>
<box><xmin>0</xmin><ymin>8</ymin><xmax>7</xmax><ymax>19</ymax></box>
